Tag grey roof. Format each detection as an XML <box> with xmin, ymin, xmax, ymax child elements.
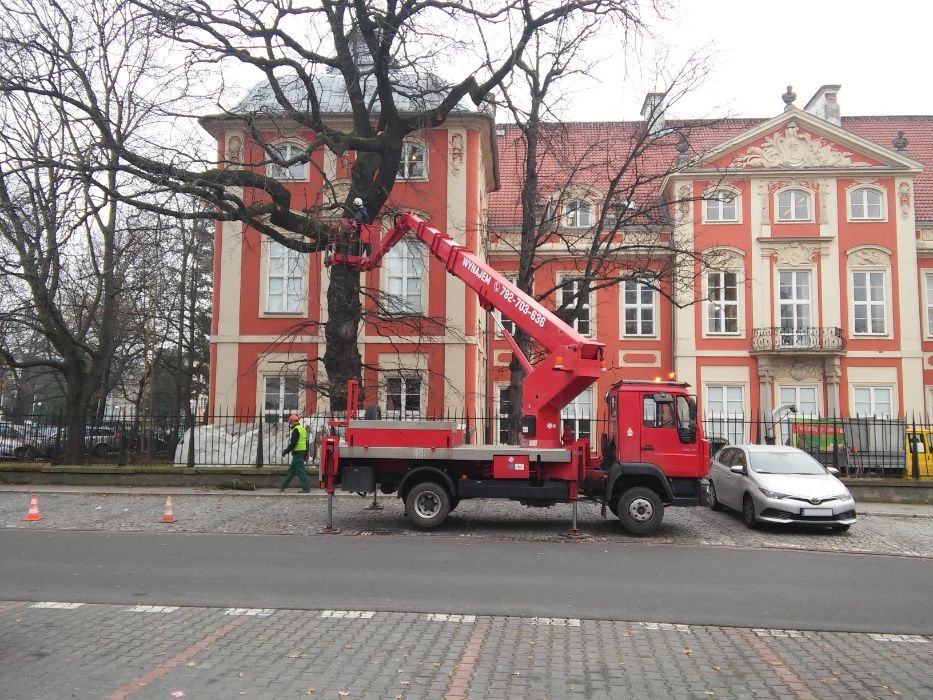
<box><xmin>232</xmin><ymin>69</ymin><xmax>477</xmax><ymax>116</ymax></box>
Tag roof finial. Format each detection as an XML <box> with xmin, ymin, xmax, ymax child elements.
<box><xmin>893</xmin><ymin>130</ymin><xmax>909</xmax><ymax>152</ymax></box>
<box><xmin>676</xmin><ymin>133</ymin><xmax>689</xmax><ymax>164</ymax></box>
<box><xmin>782</xmin><ymin>85</ymin><xmax>797</xmax><ymax>112</ymax></box>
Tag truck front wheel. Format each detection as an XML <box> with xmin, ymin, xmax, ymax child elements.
<box><xmin>405</xmin><ymin>482</ymin><xmax>451</xmax><ymax>529</ymax></box>
<box><xmin>617</xmin><ymin>487</ymin><xmax>664</xmax><ymax>535</ymax></box>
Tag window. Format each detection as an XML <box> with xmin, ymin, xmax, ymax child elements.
<box><xmin>852</xmin><ymin>270</ymin><xmax>886</xmax><ymax>335</ymax></box>
<box><xmin>266</xmin><ymin>142</ymin><xmax>306</xmax><ymax>180</ymax></box>
<box><xmin>559</xmin><ymin>278</ymin><xmax>591</xmax><ymax>336</ymax></box>
<box><xmin>704</xmin><ymin>190</ymin><xmax>738</xmax><ymax>222</ymax></box>
<box><xmin>266</xmin><ymin>241</ymin><xmax>304</xmax><ymax>313</ymax></box>
<box><xmin>386</xmin><ymin>376</ymin><xmax>422</xmax><ymax>418</ymax></box>
<box><xmin>497</xmin><ymin>386</ymin><xmax>512</xmax><ymax>444</ymax></box>
<box><xmin>705</xmin><ymin>385</ymin><xmax>745</xmax><ymax>445</ymax></box>
<box><xmin>778</xmin><ymin>386</ymin><xmax>818</xmax><ymax>445</ymax></box>
<box><xmin>623</xmin><ymin>281</ymin><xmax>655</xmax><ymax>336</ymax></box>
<box><xmin>926</xmin><ymin>273</ymin><xmax>933</xmax><ymax>336</ymax></box>
<box><xmin>707</xmin><ymin>271</ymin><xmax>739</xmax><ymax>335</ymax></box>
<box><xmin>263</xmin><ymin>376</ymin><xmax>301</xmax><ymax>420</ymax></box>
<box><xmin>853</xmin><ymin>386</ymin><xmax>892</xmax><ymax>417</ymax></box>
<box><xmin>398</xmin><ymin>142</ymin><xmax>426</xmax><ymax>179</ymax></box>
<box><xmin>561</xmin><ymin>388</ymin><xmax>593</xmax><ymax>440</ymax></box>
<box><xmin>849</xmin><ymin>187</ymin><xmax>884</xmax><ymax>220</ymax></box>
<box><xmin>643</xmin><ymin>395</ymin><xmax>676</xmax><ymax>428</ymax></box>
<box><xmin>778</xmin><ymin>270</ymin><xmax>811</xmax><ymax>347</ymax></box>
<box><xmin>563</xmin><ymin>199</ymin><xmax>593</xmax><ymax>228</ymax></box>
<box><xmin>384</xmin><ymin>239</ymin><xmax>424</xmax><ymax>314</ymax></box>
<box><xmin>776</xmin><ymin>189</ymin><xmax>811</xmax><ymax>222</ymax></box>
<box><xmin>495</xmin><ymin>276</ymin><xmax>517</xmax><ymax>336</ymax></box>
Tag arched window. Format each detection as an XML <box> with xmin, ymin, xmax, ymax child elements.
<box><xmin>398</xmin><ymin>142</ymin><xmax>426</xmax><ymax>179</ymax></box>
<box><xmin>266</xmin><ymin>142</ymin><xmax>307</xmax><ymax>180</ymax></box>
<box><xmin>849</xmin><ymin>187</ymin><xmax>884</xmax><ymax>220</ymax></box>
<box><xmin>704</xmin><ymin>190</ymin><xmax>739</xmax><ymax>223</ymax></box>
<box><xmin>563</xmin><ymin>199</ymin><xmax>593</xmax><ymax>228</ymax></box>
<box><xmin>776</xmin><ymin>188</ymin><xmax>811</xmax><ymax>222</ymax></box>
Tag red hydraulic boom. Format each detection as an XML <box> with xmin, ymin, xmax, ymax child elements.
<box><xmin>328</xmin><ymin>212</ymin><xmax>605</xmax><ymax>448</ymax></box>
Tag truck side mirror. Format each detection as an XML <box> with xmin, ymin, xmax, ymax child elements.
<box><xmin>678</xmin><ymin>420</ymin><xmax>697</xmax><ymax>444</ymax></box>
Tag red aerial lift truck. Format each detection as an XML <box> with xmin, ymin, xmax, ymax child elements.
<box><xmin>319</xmin><ymin>213</ymin><xmax>709</xmax><ymax>534</ymax></box>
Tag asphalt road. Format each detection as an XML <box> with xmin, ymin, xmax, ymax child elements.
<box><xmin>2</xmin><ymin>528</ymin><xmax>930</xmax><ymax>635</ymax></box>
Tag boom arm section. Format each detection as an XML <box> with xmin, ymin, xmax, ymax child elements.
<box><xmin>328</xmin><ymin>212</ymin><xmax>605</xmax><ymax>448</ymax></box>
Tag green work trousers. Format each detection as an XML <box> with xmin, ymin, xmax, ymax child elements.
<box><xmin>280</xmin><ymin>452</ymin><xmax>310</xmax><ymax>491</ymax></box>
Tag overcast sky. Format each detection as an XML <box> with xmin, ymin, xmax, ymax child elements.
<box><xmin>568</xmin><ymin>0</ymin><xmax>933</xmax><ymax>122</ymax></box>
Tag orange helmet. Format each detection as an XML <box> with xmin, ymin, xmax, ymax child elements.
<box><xmin>287</xmin><ymin>414</ymin><xmax>300</xmax><ymax>424</ymax></box>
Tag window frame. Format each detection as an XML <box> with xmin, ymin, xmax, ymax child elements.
<box><xmin>497</xmin><ymin>385</ymin><xmax>512</xmax><ymax>444</ymax></box>
<box><xmin>562</xmin><ymin>199</ymin><xmax>594</xmax><ymax>229</ymax></box>
<box><xmin>265</xmin><ymin>141</ymin><xmax>308</xmax><ymax>181</ymax></box>
<box><xmin>850</xmin><ymin>269</ymin><xmax>888</xmax><ymax>336</ymax></box>
<box><xmin>558</xmin><ymin>276</ymin><xmax>593</xmax><ymax>337</ymax></box>
<box><xmin>494</xmin><ymin>275</ymin><xmax>518</xmax><ymax>337</ymax></box>
<box><xmin>561</xmin><ymin>387</ymin><xmax>593</xmax><ymax>441</ymax></box>
<box><xmin>622</xmin><ymin>280</ymin><xmax>656</xmax><ymax>337</ymax></box>
<box><xmin>262</xmin><ymin>375</ymin><xmax>302</xmax><ymax>421</ymax></box>
<box><xmin>398</xmin><ymin>141</ymin><xmax>427</xmax><ymax>180</ymax></box>
<box><xmin>777</xmin><ymin>269</ymin><xmax>813</xmax><ymax>347</ymax></box>
<box><xmin>925</xmin><ymin>272</ymin><xmax>933</xmax><ymax>339</ymax></box>
<box><xmin>703</xmin><ymin>189</ymin><xmax>740</xmax><ymax>224</ymax></box>
<box><xmin>704</xmin><ymin>384</ymin><xmax>746</xmax><ymax>445</ymax></box>
<box><xmin>852</xmin><ymin>385</ymin><xmax>893</xmax><ymax>418</ymax></box>
<box><xmin>382</xmin><ymin>237</ymin><xmax>426</xmax><ymax>316</ymax></box>
<box><xmin>775</xmin><ymin>188</ymin><xmax>813</xmax><ymax>223</ymax></box>
<box><xmin>264</xmin><ymin>239</ymin><xmax>306</xmax><ymax>315</ymax></box>
<box><xmin>705</xmin><ymin>270</ymin><xmax>741</xmax><ymax>336</ymax></box>
<box><xmin>385</xmin><ymin>375</ymin><xmax>423</xmax><ymax>419</ymax></box>
<box><xmin>848</xmin><ymin>186</ymin><xmax>886</xmax><ymax>222</ymax></box>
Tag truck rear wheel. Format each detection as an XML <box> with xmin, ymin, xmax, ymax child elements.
<box><xmin>405</xmin><ymin>482</ymin><xmax>451</xmax><ymax>529</ymax></box>
<box><xmin>617</xmin><ymin>487</ymin><xmax>664</xmax><ymax>535</ymax></box>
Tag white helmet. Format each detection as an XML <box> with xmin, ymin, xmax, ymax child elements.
<box><xmin>352</xmin><ymin>197</ymin><xmax>363</xmax><ymax>207</ymax></box>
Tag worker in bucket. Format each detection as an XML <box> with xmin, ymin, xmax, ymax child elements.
<box><xmin>280</xmin><ymin>413</ymin><xmax>311</xmax><ymax>493</ymax></box>
<box><xmin>349</xmin><ymin>197</ymin><xmax>369</xmax><ymax>256</ymax></box>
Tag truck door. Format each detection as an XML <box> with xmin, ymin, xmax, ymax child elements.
<box><xmin>640</xmin><ymin>392</ymin><xmax>701</xmax><ymax>477</ymax></box>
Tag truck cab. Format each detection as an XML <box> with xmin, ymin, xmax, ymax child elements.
<box><xmin>590</xmin><ymin>380</ymin><xmax>709</xmax><ymax>533</ymax></box>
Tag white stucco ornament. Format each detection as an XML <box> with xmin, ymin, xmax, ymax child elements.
<box><xmin>731</xmin><ymin>122</ymin><xmax>870</xmax><ymax>169</ymax></box>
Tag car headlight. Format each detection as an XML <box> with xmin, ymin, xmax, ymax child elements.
<box><xmin>759</xmin><ymin>487</ymin><xmax>788</xmax><ymax>499</ymax></box>
<box><xmin>834</xmin><ymin>492</ymin><xmax>853</xmax><ymax>502</ymax></box>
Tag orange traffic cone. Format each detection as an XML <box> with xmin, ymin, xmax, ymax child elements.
<box><xmin>161</xmin><ymin>496</ymin><xmax>175</xmax><ymax>523</ymax></box>
<box><xmin>23</xmin><ymin>493</ymin><xmax>42</xmax><ymax>522</ymax></box>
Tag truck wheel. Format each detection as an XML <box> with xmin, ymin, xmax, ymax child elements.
<box><xmin>405</xmin><ymin>482</ymin><xmax>451</xmax><ymax>529</ymax></box>
<box><xmin>617</xmin><ymin>487</ymin><xmax>664</xmax><ymax>535</ymax></box>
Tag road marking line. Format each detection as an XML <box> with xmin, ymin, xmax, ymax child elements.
<box><xmin>223</xmin><ymin>608</ymin><xmax>274</xmax><ymax>617</ymax></box>
<box><xmin>426</xmin><ymin>613</ymin><xmax>476</xmax><ymax>623</ymax></box>
<box><xmin>30</xmin><ymin>602</ymin><xmax>84</xmax><ymax>609</ymax></box>
<box><xmin>321</xmin><ymin>610</ymin><xmax>376</xmax><ymax>619</ymax></box>
<box><xmin>638</xmin><ymin>621</ymin><xmax>692</xmax><ymax>632</ymax></box>
<box><xmin>444</xmin><ymin>618</ymin><xmax>490</xmax><ymax>699</ymax></box>
<box><xmin>531</xmin><ymin>617</ymin><xmax>581</xmax><ymax>627</ymax></box>
<box><xmin>752</xmin><ymin>628</ymin><xmax>812</xmax><ymax>638</ymax></box>
<box><xmin>126</xmin><ymin>606</ymin><xmax>180</xmax><ymax>613</ymax></box>
<box><xmin>739</xmin><ymin>628</ymin><xmax>818</xmax><ymax>700</ymax></box>
<box><xmin>105</xmin><ymin>616</ymin><xmax>246</xmax><ymax>699</ymax></box>
<box><xmin>869</xmin><ymin>633</ymin><xmax>929</xmax><ymax>643</ymax></box>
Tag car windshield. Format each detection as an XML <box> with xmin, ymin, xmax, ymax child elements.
<box><xmin>749</xmin><ymin>451</ymin><xmax>826</xmax><ymax>475</ymax></box>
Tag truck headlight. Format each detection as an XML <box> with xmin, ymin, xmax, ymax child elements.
<box><xmin>759</xmin><ymin>487</ymin><xmax>788</xmax><ymax>499</ymax></box>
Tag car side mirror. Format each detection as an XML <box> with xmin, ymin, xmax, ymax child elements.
<box><xmin>729</xmin><ymin>464</ymin><xmax>746</xmax><ymax>475</ymax></box>
<box><xmin>826</xmin><ymin>466</ymin><xmax>840</xmax><ymax>475</ymax></box>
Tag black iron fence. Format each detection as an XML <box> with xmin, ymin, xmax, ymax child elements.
<box><xmin>2</xmin><ymin>410</ymin><xmax>929</xmax><ymax>478</ymax></box>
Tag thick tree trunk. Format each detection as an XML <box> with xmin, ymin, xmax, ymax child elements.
<box><xmin>323</xmin><ymin>263</ymin><xmax>363</xmax><ymax>413</ymax></box>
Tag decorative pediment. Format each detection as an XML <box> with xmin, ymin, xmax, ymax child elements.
<box><xmin>731</xmin><ymin>122</ymin><xmax>871</xmax><ymax>169</ymax></box>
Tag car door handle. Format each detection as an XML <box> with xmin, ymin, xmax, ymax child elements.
<box><xmin>642</xmin><ymin>445</ymin><xmax>655</xmax><ymax>451</ymax></box>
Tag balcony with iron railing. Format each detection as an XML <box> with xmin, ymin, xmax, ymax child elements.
<box><xmin>751</xmin><ymin>326</ymin><xmax>845</xmax><ymax>354</ymax></box>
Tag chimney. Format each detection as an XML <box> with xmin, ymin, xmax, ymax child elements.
<box><xmin>804</xmin><ymin>84</ymin><xmax>842</xmax><ymax>126</ymax></box>
<box><xmin>641</xmin><ymin>92</ymin><xmax>666</xmax><ymax>136</ymax></box>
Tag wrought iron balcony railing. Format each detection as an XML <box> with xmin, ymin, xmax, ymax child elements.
<box><xmin>751</xmin><ymin>327</ymin><xmax>845</xmax><ymax>353</ymax></box>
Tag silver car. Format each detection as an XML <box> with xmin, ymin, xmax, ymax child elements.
<box><xmin>707</xmin><ymin>445</ymin><xmax>856</xmax><ymax>531</ymax></box>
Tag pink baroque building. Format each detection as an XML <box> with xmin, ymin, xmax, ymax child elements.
<box><xmin>204</xmin><ymin>83</ymin><xmax>933</xmax><ymax>443</ymax></box>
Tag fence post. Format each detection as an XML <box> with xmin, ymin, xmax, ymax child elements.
<box><xmin>832</xmin><ymin>413</ymin><xmax>840</xmax><ymax>472</ymax></box>
<box><xmin>186</xmin><ymin>412</ymin><xmax>196</xmax><ymax>468</ymax></box>
<box><xmin>255</xmin><ymin>410</ymin><xmax>264</xmax><ymax>469</ymax></box>
<box><xmin>910</xmin><ymin>414</ymin><xmax>920</xmax><ymax>480</ymax></box>
<box><xmin>118</xmin><ymin>409</ymin><xmax>129</xmax><ymax>466</ymax></box>
<box><xmin>52</xmin><ymin>412</ymin><xmax>64</xmax><ymax>464</ymax></box>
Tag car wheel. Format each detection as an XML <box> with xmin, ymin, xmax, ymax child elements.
<box><xmin>742</xmin><ymin>494</ymin><xmax>759</xmax><ymax>529</ymax></box>
<box><xmin>706</xmin><ymin>482</ymin><xmax>723</xmax><ymax>511</ymax></box>
<box><xmin>404</xmin><ymin>482</ymin><xmax>451</xmax><ymax>529</ymax></box>
<box><xmin>617</xmin><ymin>487</ymin><xmax>664</xmax><ymax>535</ymax></box>
<box><xmin>831</xmin><ymin>524</ymin><xmax>851</xmax><ymax>533</ymax></box>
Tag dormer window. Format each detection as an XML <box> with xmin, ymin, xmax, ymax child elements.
<box><xmin>776</xmin><ymin>188</ymin><xmax>811</xmax><ymax>222</ymax></box>
<box><xmin>704</xmin><ymin>190</ymin><xmax>739</xmax><ymax>223</ymax></box>
<box><xmin>849</xmin><ymin>187</ymin><xmax>884</xmax><ymax>220</ymax></box>
<box><xmin>266</xmin><ymin>142</ymin><xmax>307</xmax><ymax>181</ymax></box>
<box><xmin>398</xmin><ymin>142</ymin><xmax>426</xmax><ymax>180</ymax></box>
<box><xmin>563</xmin><ymin>199</ymin><xmax>593</xmax><ymax>228</ymax></box>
